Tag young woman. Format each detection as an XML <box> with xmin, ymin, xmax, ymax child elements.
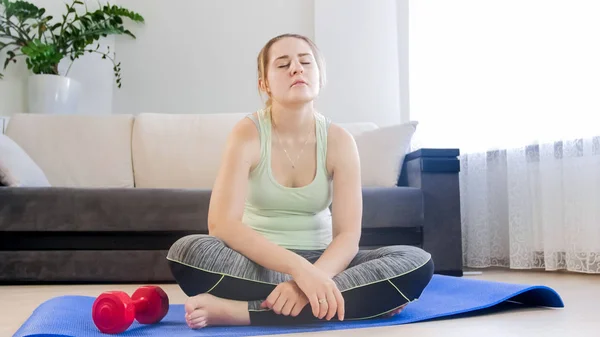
<box><xmin>167</xmin><ymin>33</ymin><xmax>434</xmax><ymax>329</ymax></box>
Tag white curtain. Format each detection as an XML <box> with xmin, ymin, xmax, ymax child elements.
<box><xmin>408</xmin><ymin>0</ymin><xmax>600</xmax><ymax>273</ymax></box>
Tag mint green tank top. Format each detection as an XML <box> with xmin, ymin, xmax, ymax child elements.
<box><xmin>242</xmin><ymin>108</ymin><xmax>333</xmax><ymax>250</ymax></box>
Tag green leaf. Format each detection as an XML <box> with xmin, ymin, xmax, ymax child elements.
<box><xmin>123</xmin><ymin>29</ymin><xmax>135</xmax><ymax>38</ymax></box>
<box><xmin>4</xmin><ymin>57</ymin><xmax>12</xmax><ymax>70</ymax></box>
<box><xmin>1</xmin><ymin>0</ymin><xmax>144</xmax><ymax>85</ymax></box>
<box><xmin>19</xmin><ymin>39</ymin><xmax>63</xmax><ymax>74</ymax></box>
<box><xmin>5</xmin><ymin>0</ymin><xmax>44</xmax><ymax>21</ymax></box>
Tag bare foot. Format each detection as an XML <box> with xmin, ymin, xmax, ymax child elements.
<box><xmin>184</xmin><ymin>293</ymin><xmax>251</xmax><ymax>329</ymax></box>
<box><xmin>385</xmin><ymin>303</ymin><xmax>408</xmax><ymax>317</ymax></box>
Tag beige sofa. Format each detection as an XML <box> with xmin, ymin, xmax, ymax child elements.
<box><xmin>0</xmin><ymin>112</ymin><xmax>462</xmax><ymax>284</ymax></box>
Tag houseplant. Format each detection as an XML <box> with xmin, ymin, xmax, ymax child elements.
<box><xmin>0</xmin><ymin>0</ymin><xmax>144</xmax><ymax>113</ymax></box>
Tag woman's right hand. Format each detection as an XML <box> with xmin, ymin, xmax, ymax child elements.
<box><xmin>291</xmin><ymin>263</ymin><xmax>345</xmax><ymax>321</ymax></box>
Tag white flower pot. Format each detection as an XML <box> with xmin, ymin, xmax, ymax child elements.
<box><xmin>27</xmin><ymin>74</ymin><xmax>82</xmax><ymax>114</ymax></box>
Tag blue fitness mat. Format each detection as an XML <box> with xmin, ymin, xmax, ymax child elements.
<box><xmin>13</xmin><ymin>274</ymin><xmax>564</xmax><ymax>337</ymax></box>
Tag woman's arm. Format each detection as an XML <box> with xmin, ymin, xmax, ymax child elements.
<box><xmin>207</xmin><ymin>118</ymin><xmax>312</xmax><ymax>276</ymax></box>
<box><xmin>313</xmin><ymin>124</ymin><xmax>363</xmax><ymax>278</ymax></box>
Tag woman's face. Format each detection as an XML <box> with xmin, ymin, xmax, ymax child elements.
<box><xmin>263</xmin><ymin>37</ymin><xmax>320</xmax><ymax>106</ymax></box>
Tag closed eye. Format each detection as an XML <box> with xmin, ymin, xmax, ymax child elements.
<box><xmin>278</xmin><ymin>62</ymin><xmax>311</xmax><ymax>68</ymax></box>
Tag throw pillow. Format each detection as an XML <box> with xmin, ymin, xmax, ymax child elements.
<box><xmin>353</xmin><ymin>121</ymin><xmax>417</xmax><ymax>187</ymax></box>
<box><xmin>0</xmin><ymin>134</ymin><xmax>50</xmax><ymax>187</ymax></box>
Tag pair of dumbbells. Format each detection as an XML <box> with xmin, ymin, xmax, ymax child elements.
<box><xmin>92</xmin><ymin>286</ymin><xmax>169</xmax><ymax>334</ymax></box>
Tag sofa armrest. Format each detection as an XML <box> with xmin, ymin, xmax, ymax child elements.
<box><xmin>398</xmin><ymin>148</ymin><xmax>463</xmax><ymax>276</ymax></box>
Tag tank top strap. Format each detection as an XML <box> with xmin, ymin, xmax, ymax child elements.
<box><xmin>246</xmin><ymin>109</ymin><xmax>270</xmax><ymax>164</ymax></box>
<box><xmin>246</xmin><ymin>112</ymin><xmax>259</xmax><ymax>129</ymax></box>
<box><xmin>314</xmin><ymin>112</ymin><xmax>330</xmax><ymax>171</ymax></box>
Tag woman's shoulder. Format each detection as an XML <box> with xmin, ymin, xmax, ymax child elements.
<box><xmin>226</xmin><ymin>111</ymin><xmax>261</xmax><ymax>149</ymax></box>
<box><xmin>326</xmin><ymin>121</ymin><xmax>356</xmax><ymax>148</ymax></box>
<box><xmin>218</xmin><ymin>112</ymin><xmax>262</xmax><ymax>169</ymax></box>
<box><xmin>324</xmin><ymin>119</ymin><xmax>359</xmax><ymax>172</ymax></box>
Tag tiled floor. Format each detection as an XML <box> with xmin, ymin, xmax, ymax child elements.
<box><xmin>3</xmin><ymin>268</ymin><xmax>598</xmax><ymax>336</ymax></box>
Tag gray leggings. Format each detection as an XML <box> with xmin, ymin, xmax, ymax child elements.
<box><xmin>167</xmin><ymin>234</ymin><xmax>434</xmax><ymax>325</ymax></box>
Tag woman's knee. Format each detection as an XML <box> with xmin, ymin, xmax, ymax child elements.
<box><xmin>166</xmin><ymin>235</ymin><xmax>229</xmax><ymax>296</ymax></box>
<box><xmin>373</xmin><ymin>245</ymin><xmax>435</xmax><ymax>289</ymax></box>
<box><xmin>167</xmin><ymin>234</ymin><xmax>225</xmax><ymax>266</ymax></box>
<box><xmin>374</xmin><ymin>245</ymin><xmax>433</xmax><ymax>269</ymax></box>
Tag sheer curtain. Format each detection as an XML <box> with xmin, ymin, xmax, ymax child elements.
<box><xmin>408</xmin><ymin>0</ymin><xmax>600</xmax><ymax>273</ymax></box>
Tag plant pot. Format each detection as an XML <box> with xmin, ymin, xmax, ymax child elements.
<box><xmin>27</xmin><ymin>74</ymin><xmax>83</xmax><ymax>114</ymax></box>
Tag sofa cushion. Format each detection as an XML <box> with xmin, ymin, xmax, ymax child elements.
<box><xmin>132</xmin><ymin>112</ymin><xmax>248</xmax><ymax>189</ymax></box>
<box><xmin>5</xmin><ymin>114</ymin><xmax>135</xmax><ymax>188</ymax></box>
<box><xmin>0</xmin><ymin>134</ymin><xmax>50</xmax><ymax>187</ymax></box>
<box><xmin>341</xmin><ymin>121</ymin><xmax>418</xmax><ymax>187</ymax></box>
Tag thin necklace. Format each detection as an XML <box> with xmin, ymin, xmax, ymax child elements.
<box><xmin>271</xmin><ymin>112</ymin><xmax>314</xmax><ymax>169</ymax></box>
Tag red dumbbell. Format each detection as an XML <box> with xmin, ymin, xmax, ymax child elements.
<box><xmin>92</xmin><ymin>285</ymin><xmax>169</xmax><ymax>334</ymax></box>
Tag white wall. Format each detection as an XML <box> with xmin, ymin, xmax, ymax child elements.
<box><xmin>314</xmin><ymin>0</ymin><xmax>402</xmax><ymax>127</ymax></box>
<box><xmin>0</xmin><ymin>0</ymin><xmax>115</xmax><ymax>116</ymax></box>
<box><xmin>112</xmin><ymin>0</ymin><xmax>314</xmax><ymax>115</ymax></box>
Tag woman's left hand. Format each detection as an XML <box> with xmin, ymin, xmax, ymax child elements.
<box><xmin>261</xmin><ymin>280</ymin><xmax>309</xmax><ymax>317</ymax></box>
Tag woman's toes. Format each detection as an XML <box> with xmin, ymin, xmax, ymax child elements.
<box><xmin>386</xmin><ymin>304</ymin><xmax>408</xmax><ymax>317</ymax></box>
<box><xmin>189</xmin><ymin>317</ymin><xmax>207</xmax><ymax>329</ymax></box>
<box><xmin>188</xmin><ymin>313</ymin><xmax>207</xmax><ymax>324</ymax></box>
<box><xmin>187</xmin><ymin>309</ymin><xmax>207</xmax><ymax>321</ymax></box>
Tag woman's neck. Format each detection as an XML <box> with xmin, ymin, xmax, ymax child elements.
<box><xmin>269</xmin><ymin>101</ymin><xmax>315</xmax><ymax>137</ymax></box>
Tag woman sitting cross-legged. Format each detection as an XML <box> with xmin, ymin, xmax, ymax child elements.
<box><xmin>166</xmin><ymin>33</ymin><xmax>434</xmax><ymax>329</ymax></box>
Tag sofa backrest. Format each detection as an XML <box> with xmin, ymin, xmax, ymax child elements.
<box><xmin>131</xmin><ymin>112</ymin><xmax>249</xmax><ymax>189</ymax></box>
<box><xmin>336</xmin><ymin>122</ymin><xmax>379</xmax><ymax>136</ymax></box>
<box><xmin>5</xmin><ymin>113</ymin><xmax>135</xmax><ymax>187</ymax></box>
<box><xmin>4</xmin><ymin>112</ymin><xmax>414</xmax><ymax>189</ymax></box>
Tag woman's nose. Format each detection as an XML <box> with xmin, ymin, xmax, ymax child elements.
<box><xmin>290</xmin><ymin>60</ymin><xmax>304</xmax><ymax>74</ymax></box>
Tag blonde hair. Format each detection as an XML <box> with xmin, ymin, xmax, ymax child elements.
<box><xmin>257</xmin><ymin>33</ymin><xmax>326</xmax><ymax>108</ymax></box>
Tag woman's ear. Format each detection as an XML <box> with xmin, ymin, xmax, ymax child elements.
<box><xmin>258</xmin><ymin>79</ymin><xmax>270</xmax><ymax>94</ymax></box>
